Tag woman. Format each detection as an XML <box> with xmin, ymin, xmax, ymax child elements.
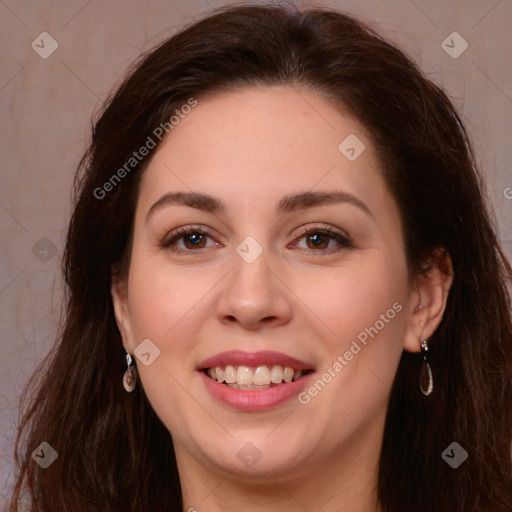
<box><xmin>8</xmin><ymin>3</ymin><xmax>512</xmax><ymax>511</ymax></box>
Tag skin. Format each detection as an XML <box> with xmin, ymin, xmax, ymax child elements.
<box><xmin>111</xmin><ymin>85</ymin><xmax>453</xmax><ymax>512</ymax></box>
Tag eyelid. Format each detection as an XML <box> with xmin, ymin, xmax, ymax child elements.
<box><xmin>292</xmin><ymin>223</ymin><xmax>351</xmax><ymax>241</ymax></box>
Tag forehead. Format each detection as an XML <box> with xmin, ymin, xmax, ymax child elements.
<box><xmin>136</xmin><ymin>85</ymin><xmax>393</xmax><ymax>222</ymax></box>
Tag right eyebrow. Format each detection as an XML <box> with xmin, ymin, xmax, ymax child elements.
<box><xmin>146</xmin><ymin>192</ymin><xmax>224</xmax><ymax>224</ymax></box>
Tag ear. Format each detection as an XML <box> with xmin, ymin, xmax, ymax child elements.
<box><xmin>403</xmin><ymin>249</ymin><xmax>454</xmax><ymax>353</ymax></box>
<box><xmin>111</xmin><ymin>265</ymin><xmax>135</xmax><ymax>353</ymax></box>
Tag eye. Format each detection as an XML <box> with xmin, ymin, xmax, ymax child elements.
<box><xmin>290</xmin><ymin>225</ymin><xmax>352</xmax><ymax>254</ymax></box>
<box><xmin>160</xmin><ymin>226</ymin><xmax>219</xmax><ymax>255</ymax></box>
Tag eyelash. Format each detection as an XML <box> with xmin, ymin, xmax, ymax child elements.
<box><xmin>160</xmin><ymin>224</ymin><xmax>353</xmax><ymax>256</ymax></box>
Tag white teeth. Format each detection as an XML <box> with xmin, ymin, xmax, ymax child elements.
<box><xmin>224</xmin><ymin>365</ymin><xmax>236</xmax><ymax>384</ymax></box>
<box><xmin>206</xmin><ymin>364</ymin><xmax>309</xmax><ymax>386</ymax></box>
<box><xmin>283</xmin><ymin>366</ymin><xmax>294</xmax><ymax>383</ymax></box>
<box><xmin>236</xmin><ymin>366</ymin><xmax>253</xmax><ymax>385</ymax></box>
<box><xmin>215</xmin><ymin>367</ymin><xmax>225</xmax><ymax>382</ymax></box>
<box><xmin>253</xmin><ymin>365</ymin><xmax>271</xmax><ymax>385</ymax></box>
<box><xmin>270</xmin><ymin>365</ymin><xmax>283</xmax><ymax>384</ymax></box>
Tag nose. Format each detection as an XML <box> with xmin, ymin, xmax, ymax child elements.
<box><xmin>215</xmin><ymin>242</ymin><xmax>293</xmax><ymax>331</ymax></box>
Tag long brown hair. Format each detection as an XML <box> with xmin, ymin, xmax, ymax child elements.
<box><xmin>8</xmin><ymin>3</ymin><xmax>512</xmax><ymax>511</ymax></box>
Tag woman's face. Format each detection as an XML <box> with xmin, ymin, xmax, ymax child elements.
<box><xmin>112</xmin><ymin>85</ymin><xmax>422</xmax><ymax>482</ymax></box>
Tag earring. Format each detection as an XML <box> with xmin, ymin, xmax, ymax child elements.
<box><xmin>419</xmin><ymin>338</ymin><xmax>433</xmax><ymax>396</ymax></box>
<box><xmin>123</xmin><ymin>352</ymin><xmax>137</xmax><ymax>392</ymax></box>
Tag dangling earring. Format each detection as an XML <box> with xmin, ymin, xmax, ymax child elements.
<box><xmin>123</xmin><ymin>352</ymin><xmax>137</xmax><ymax>392</ymax></box>
<box><xmin>419</xmin><ymin>338</ymin><xmax>433</xmax><ymax>396</ymax></box>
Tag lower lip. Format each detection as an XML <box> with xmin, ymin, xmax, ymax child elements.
<box><xmin>199</xmin><ymin>371</ymin><xmax>314</xmax><ymax>411</ymax></box>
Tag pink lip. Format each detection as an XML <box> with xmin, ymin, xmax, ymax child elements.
<box><xmin>197</xmin><ymin>350</ymin><xmax>316</xmax><ymax>411</ymax></box>
<box><xmin>199</xmin><ymin>371</ymin><xmax>315</xmax><ymax>411</ymax></box>
<box><xmin>197</xmin><ymin>350</ymin><xmax>315</xmax><ymax>371</ymax></box>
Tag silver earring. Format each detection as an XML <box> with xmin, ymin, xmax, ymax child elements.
<box><xmin>420</xmin><ymin>339</ymin><xmax>433</xmax><ymax>396</ymax></box>
<box><xmin>123</xmin><ymin>352</ymin><xmax>137</xmax><ymax>392</ymax></box>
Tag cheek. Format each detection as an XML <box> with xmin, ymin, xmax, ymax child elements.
<box><xmin>293</xmin><ymin>255</ymin><xmax>407</xmax><ymax>347</ymax></box>
<box><xmin>291</xmin><ymin>251</ymin><xmax>409</xmax><ymax>417</ymax></box>
<box><xmin>124</xmin><ymin>256</ymin><xmax>216</xmax><ymax>432</ymax></box>
<box><xmin>126</xmin><ymin>249</ymin><xmax>215</xmax><ymax>343</ymax></box>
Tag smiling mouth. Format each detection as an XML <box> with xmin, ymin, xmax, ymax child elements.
<box><xmin>204</xmin><ymin>364</ymin><xmax>313</xmax><ymax>390</ymax></box>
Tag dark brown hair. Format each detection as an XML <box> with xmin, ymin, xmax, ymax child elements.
<box><xmin>8</xmin><ymin>3</ymin><xmax>512</xmax><ymax>511</ymax></box>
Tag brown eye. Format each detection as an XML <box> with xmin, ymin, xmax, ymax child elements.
<box><xmin>291</xmin><ymin>226</ymin><xmax>352</xmax><ymax>254</ymax></box>
<box><xmin>161</xmin><ymin>226</ymin><xmax>218</xmax><ymax>254</ymax></box>
<box><xmin>182</xmin><ymin>232</ymin><xmax>207</xmax><ymax>249</ymax></box>
<box><xmin>305</xmin><ymin>232</ymin><xmax>330</xmax><ymax>250</ymax></box>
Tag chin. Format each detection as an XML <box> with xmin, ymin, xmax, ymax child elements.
<box><xmin>193</xmin><ymin>430</ymin><xmax>316</xmax><ymax>480</ymax></box>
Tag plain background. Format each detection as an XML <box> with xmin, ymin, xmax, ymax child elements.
<box><xmin>1</xmin><ymin>0</ymin><xmax>511</xmax><ymax>502</ymax></box>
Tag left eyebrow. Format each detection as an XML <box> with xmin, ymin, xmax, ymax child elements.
<box><xmin>276</xmin><ymin>190</ymin><xmax>373</xmax><ymax>217</ymax></box>
<box><xmin>145</xmin><ymin>189</ymin><xmax>373</xmax><ymax>225</ymax></box>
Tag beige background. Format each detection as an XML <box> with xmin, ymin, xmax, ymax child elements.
<box><xmin>1</xmin><ymin>0</ymin><xmax>511</xmax><ymax>501</ymax></box>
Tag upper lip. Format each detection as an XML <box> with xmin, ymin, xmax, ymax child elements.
<box><xmin>197</xmin><ymin>350</ymin><xmax>315</xmax><ymax>371</ymax></box>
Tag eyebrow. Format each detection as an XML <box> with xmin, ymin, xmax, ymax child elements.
<box><xmin>145</xmin><ymin>190</ymin><xmax>373</xmax><ymax>224</ymax></box>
